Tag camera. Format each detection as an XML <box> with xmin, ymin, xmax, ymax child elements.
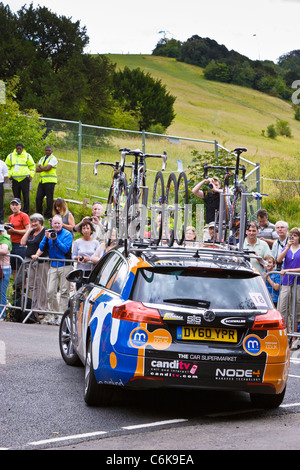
<box><xmin>47</xmin><ymin>229</ymin><xmax>57</xmax><ymax>239</ymax></box>
<box><xmin>4</xmin><ymin>223</ymin><xmax>14</xmax><ymax>231</ymax></box>
<box><xmin>289</xmin><ymin>236</ymin><xmax>294</xmax><ymax>241</ymax></box>
<box><xmin>88</xmin><ymin>217</ymin><xmax>93</xmax><ymax>221</ymax></box>
<box><xmin>79</xmin><ymin>256</ymin><xmax>84</xmax><ymax>261</ymax></box>
<box><xmin>208</xmin><ymin>183</ymin><xmax>214</xmax><ymax>189</ymax></box>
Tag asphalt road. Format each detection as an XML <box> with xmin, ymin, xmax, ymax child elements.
<box><xmin>1</xmin><ymin>322</ymin><xmax>300</xmax><ymax>451</ymax></box>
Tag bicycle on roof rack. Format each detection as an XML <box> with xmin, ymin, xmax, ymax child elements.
<box><xmin>94</xmin><ymin>150</ymin><xmax>133</xmax><ymax>245</ymax></box>
<box><xmin>204</xmin><ymin>147</ymin><xmax>249</xmax><ymax>246</ymax></box>
<box><xmin>123</xmin><ymin>148</ymin><xmax>167</xmax><ymax>242</ymax></box>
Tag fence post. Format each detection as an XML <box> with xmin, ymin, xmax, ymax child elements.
<box><xmin>214</xmin><ymin>140</ymin><xmax>219</xmax><ymax>159</ymax></box>
<box><xmin>256</xmin><ymin>163</ymin><xmax>261</xmax><ymax>210</ymax></box>
<box><xmin>78</xmin><ymin>120</ymin><xmax>82</xmax><ymax>191</ymax></box>
<box><xmin>142</xmin><ymin>130</ymin><xmax>146</xmax><ymax>153</ymax></box>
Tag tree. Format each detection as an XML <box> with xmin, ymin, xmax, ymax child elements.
<box><xmin>152</xmin><ymin>38</ymin><xmax>182</xmax><ymax>58</ymax></box>
<box><xmin>0</xmin><ymin>77</ymin><xmax>57</xmax><ymax>161</ymax></box>
<box><xmin>0</xmin><ymin>3</ymin><xmax>118</xmax><ymax>126</ymax></box>
<box><xmin>112</xmin><ymin>66</ymin><xmax>176</xmax><ymax>131</ymax></box>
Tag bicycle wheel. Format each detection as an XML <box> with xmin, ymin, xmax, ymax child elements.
<box><xmin>127</xmin><ymin>177</ymin><xmax>147</xmax><ymax>241</ymax></box>
<box><xmin>165</xmin><ymin>173</ymin><xmax>178</xmax><ymax>247</ymax></box>
<box><xmin>104</xmin><ymin>185</ymin><xmax>114</xmax><ymax>244</ymax></box>
<box><xmin>176</xmin><ymin>172</ymin><xmax>189</xmax><ymax>245</ymax></box>
<box><xmin>115</xmin><ymin>176</ymin><xmax>128</xmax><ymax>241</ymax></box>
<box><xmin>231</xmin><ymin>185</ymin><xmax>247</xmax><ymax>246</ymax></box>
<box><xmin>151</xmin><ymin>171</ymin><xmax>165</xmax><ymax>244</ymax></box>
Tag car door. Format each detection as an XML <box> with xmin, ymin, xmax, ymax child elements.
<box><xmin>74</xmin><ymin>250</ymin><xmax>127</xmax><ymax>360</ymax></box>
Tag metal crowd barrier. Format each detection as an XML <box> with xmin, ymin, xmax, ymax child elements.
<box><xmin>265</xmin><ymin>271</ymin><xmax>300</xmax><ymax>339</ymax></box>
<box><xmin>0</xmin><ymin>254</ymin><xmax>79</xmax><ymax>324</ymax></box>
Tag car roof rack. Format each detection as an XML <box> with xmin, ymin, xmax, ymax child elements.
<box><xmin>123</xmin><ymin>239</ymin><xmax>255</xmax><ymax>271</ymax></box>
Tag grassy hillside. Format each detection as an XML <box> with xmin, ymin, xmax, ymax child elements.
<box><xmin>110</xmin><ymin>54</ymin><xmax>300</xmax><ymax>189</ymax></box>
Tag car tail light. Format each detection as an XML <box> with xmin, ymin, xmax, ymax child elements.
<box><xmin>252</xmin><ymin>309</ymin><xmax>286</xmax><ymax>330</ymax></box>
<box><xmin>112</xmin><ymin>301</ymin><xmax>163</xmax><ymax>324</ymax></box>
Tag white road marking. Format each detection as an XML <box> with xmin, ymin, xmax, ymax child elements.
<box><xmin>122</xmin><ymin>419</ymin><xmax>188</xmax><ymax>430</ymax></box>
<box><xmin>28</xmin><ymin>431</ymin><xmax>107</xmax><ymax>446</ymax></box>
<box><xmin>280</xmin><ymin>402</ymin><xmax>300</xmax><ymax>408</ymax></box>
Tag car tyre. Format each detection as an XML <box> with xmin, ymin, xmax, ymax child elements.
<box><xmin>250</xmin><ymin>386</ymin><xmax>286</xmax><ymax>409</ymax></box>
<box><xmin>84</xmin><ymin>336</ymin><xmax>113</xmax><ymax>406</ymax></box>
<box><xmin>59</xmin><ymin>309</ymin><xmax>81</xmax><ymax>366</ymax></box>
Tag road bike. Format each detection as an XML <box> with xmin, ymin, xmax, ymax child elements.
<box><xmin>94</xmin><ymin>150</ymin><xmax>133</xmax><ymax>243</ymax></box>
<box><xmin>124</xmin><ymin>148</ymin><xmax>167</xmax><ymax>241</ymax></box>
<box><xmin>204</xmin><ymin>147</ymin><xmax>248</xmax><ymax>244</ymax></box>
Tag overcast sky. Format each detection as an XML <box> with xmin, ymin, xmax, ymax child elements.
<box><xmin>8</xmin><ymin>0</ymin><xmax>300</xmax><ymax>62</ymax></box>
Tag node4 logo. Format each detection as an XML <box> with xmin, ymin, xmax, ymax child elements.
<box><xmin>243</xmin><ymin>335</ymin><xmax>261</xmax><ymax>356</ymax></box>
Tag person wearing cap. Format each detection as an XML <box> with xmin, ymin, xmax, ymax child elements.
<box><xmin>6</xmin><ymin>198</ymin><xmax>30</xmax><ymax>278</ymax></box>
<box><xmin>35</xmin><ymin>145</ymin><xmax>58</xmax><ymax>220</ymax></box>
<box><xmin>5</xmin><ymin>143</ymin><xmax>35</xmax><ymax>214</ymax></box>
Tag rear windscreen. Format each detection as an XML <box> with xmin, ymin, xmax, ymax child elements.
<box><xmin>132</xmin><ymin>269</ymin><xmax>273</xmax><ymax>310</ymax></box>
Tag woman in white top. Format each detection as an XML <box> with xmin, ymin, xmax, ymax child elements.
<box><xmin>72</xmin><ymin>221</ymin><xmax>99</xmax><ymax>286</ymax></box>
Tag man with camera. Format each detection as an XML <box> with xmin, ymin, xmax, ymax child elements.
<box><xmin>32</xmin><ymin>215</ymin><xmax>73</xmax><ymax>319</ymax></box>
<box><xmin>192</xmin><ymin>177</ymin><xmax>222</xmax><ymax>224</ymax></box>
<box><xmin>73</xmin><ymin>201</ymin><xmax>105</xmax><ymax>243</ymax></box>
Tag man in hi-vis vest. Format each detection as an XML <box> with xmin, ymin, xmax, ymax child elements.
<box><xmin>5</xmin><ymin>143</ymin><xmax>35</xmax><ymax>214</ymax></box>
<box><xmin>35</xmin><ymin>145</ymin><xmax>58</xmax><ymax>220</ymax></box>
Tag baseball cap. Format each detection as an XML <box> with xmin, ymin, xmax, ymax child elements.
<box><xmin>10</xmin><ymin>198</ymin><xmax>22</xmax><ymax>205</ymax></box>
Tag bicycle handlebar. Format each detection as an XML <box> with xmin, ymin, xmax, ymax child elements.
<box><xmin>119</xmin><ymin>148</ymin><xmax>167</xmax><ymax>171</ymax></box>
<box><xmin>93</xmin><ymin>159</ymin><xmax>132</xmax><ymax>175</ymax></box>
<box><xmin>203</xmin><ymin>163</ymin><xmax>247</xmax><ymax>181</ymax></box>
<box><xmin>144</xmin><ymin>151</ymin><xmax>167</xmax><ymax>171</ymax></box>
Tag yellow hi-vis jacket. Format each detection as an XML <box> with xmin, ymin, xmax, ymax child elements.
<box><xmin>37</xmin><ymin>154</ymin><xmax>57</xmax><ymax>184</ymax></box>
<box><xmin>5</xmin><ymin>149</ymin><xmax>35</xmax><ymax>182</ymax></box>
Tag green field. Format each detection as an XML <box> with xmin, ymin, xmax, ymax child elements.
<box><xmin>28</xmin><ymin>54</ymin><xmax>300</xmax><ymax>225</ymax></box>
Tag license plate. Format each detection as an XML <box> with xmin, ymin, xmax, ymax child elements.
<box><xmin>177</xmin><ymin>326</ymin><xmax>237</xmax><ymax>343</ymax></box>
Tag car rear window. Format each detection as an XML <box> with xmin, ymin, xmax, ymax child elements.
<box><xmin>131</xmin><ymin>268</ymin><xmax>273</xmax><ymax>310</ymax></box>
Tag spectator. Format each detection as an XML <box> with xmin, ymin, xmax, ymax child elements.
<box><xmin>0</xmin><ymin>159</ymin><xmax>8</xmax><ymax>223</ymax></box>
<box><xmin>263</xmin><ymin>254</ymin><xmax>280</xmax><ymax>307</ymax></box>
<box><xmin>91</xmin><ymin>243</ymin><xmax>106</xmax><ymax>264</ymax></box>
<box><xmin>20</xmin><ymin>213</ymin><xmax>49</xmax><ymax>314</ymax></box>
<box><xmin>91</xmin><ymin>229</ymin><xmax>117</xmax><ymax>264</ymax></box>
<box><xmin>6</xmin><ymin>198</ymin><xmax>30</xmax><ymax>279</ymax></box>
<box><xmin>52</xmin><ymin>197</ymin><xmax>75</xmax><ymax>233</ymax></box>
<box><xmin>277</xmin><ymin>227</ymin><xmax>300</xmax><ymax>336</ymax></box>
<box><xmin>32</xmin><ymin>214</ymin><xmax>73</xmax><ymax>323</ymax></box>
<box><xmin>36</xmin><ymin>145</ymin><xmax>58</xmax><ymax>220</ymax></box>
<box><xmin>72</xmin><ymin>220</ymin><xmax>99</xmax><ymax>287</ymax></box>
<box><xmin>271</xmin><ymin>220</ymin><xmax>289</xmax><ymax>270</ymax></box>
<box><xmin>0</xmin><ymin>225</ymin><xmax>11</xmax><ymax>320</ymax></box>
<box><xmin>184</xmin><ymin>226</ymin><xmax>197</xmax><ymax>247</ymax></box>
<box><xmin>74</xmin><ymin>201</ymin><xmax>105</xmax><ymax>243</ymax></box>
<box><xmin>192</xmin><ymin>176</ymin><xmax>222</xmax><ymax>224</ymax></box>
<box><xmin>256</xmin><ymin>209</ymin><xmax>279</xmax><ymax>248</ymax></box>
<box><xmin>5</xmin><ymin>143</ymin><xmax>35</xmax><ymax>214</ymax></box>
<box><xmin>243</xmin><ymin>221</ymin><xmax>271</xmax><ymax>274</ymax></box>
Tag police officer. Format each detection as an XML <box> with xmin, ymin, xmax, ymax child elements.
<box><xmin>5</xmin><ymin>143</ymin><xmax>35</xmax><ymax>214</ymax></box>
<box><xmin>35</xmin><ymin>145</ymin><xmax>58</xmax><ymax>220</ymax></box>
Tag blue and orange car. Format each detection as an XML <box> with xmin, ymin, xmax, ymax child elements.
<box><xmin>59</xmin><ymin>243</ymin><xmax>290</xmax><ymax>408</ymax></box>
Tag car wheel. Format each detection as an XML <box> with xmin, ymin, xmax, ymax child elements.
<box><xmin>59</xmin><ymin>309</ymin><xmax>81</xmax><ymax>366</ymax></box>
<box><xmin>250</xmin><ymin>386</ymin><xmax>286</xmax><ymax>409</ymax></box>
<box><xmin>84</xmin><ymin>336</ymin><xmax>113</xmax><ymax>406</ymax></box>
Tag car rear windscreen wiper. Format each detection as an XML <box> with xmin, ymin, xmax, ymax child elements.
<box><xmin>163</xmin><ymin>298</ymin><xmax>210</xmax><ymax>308</ymax></box>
